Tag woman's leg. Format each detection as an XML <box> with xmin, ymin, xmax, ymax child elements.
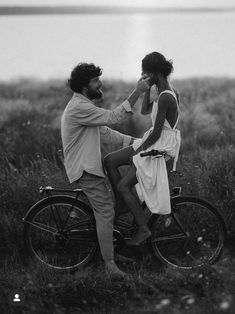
<box><xmin>117</xmin><ymin>163</ymin><xmax>151</xmax><ymax>245</ymax></box>
<box><xmin>104</xmin><ymin>145</ymin><xmax>134</xmax><ymax>195</ymax></box>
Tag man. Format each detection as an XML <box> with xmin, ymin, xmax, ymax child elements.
<box><xmin>61</xmin><ymin>63</ymin><xmax>149</xmax><ymax>278</ymax></box>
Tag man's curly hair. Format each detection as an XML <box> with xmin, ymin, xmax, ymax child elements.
<box><xmin>68</xmin><ymin>63</ymin><xmax>102</xmax><ymax>93</ymax></box>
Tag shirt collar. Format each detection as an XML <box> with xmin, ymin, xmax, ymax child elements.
<box><xmin>74</xmin><ymin>92</ymin><xmax>93</xmax><ymax>104</ymax></box>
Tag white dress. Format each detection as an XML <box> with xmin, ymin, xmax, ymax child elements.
<box><xmin>132</xmin><ymin>90</ymin><xmax>181</xmax><ymax>215</ymax></box>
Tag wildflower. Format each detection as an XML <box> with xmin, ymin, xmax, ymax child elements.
<box><xmin>161</xmin><ymin>299</ymin><xmax>170</xmax><ymax>306</ymax></box>
<box><xmin>219</xmin><ymin>295</ymin><xmax>233</xmax><ymax>311</ymax></box>
<box><xmin>220</xmin><ymin>300</ymin><xmax>231</xmax><ymax>310</ymax></box>
<box><xmin>181</xmin><ymin>295</ymin><xmax>195</xmax><ymax>305</ymax></box>
<box><xmin>187</xmin><ymin>297</ymin><xmax>195</xmax><ymax>305</ymax></box>
<box><xmin>155</xmin><ymin>298</ymin><xmax>170</xmax><ymax>310</ymax></box>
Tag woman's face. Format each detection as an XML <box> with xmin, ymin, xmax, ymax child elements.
<box><xmin>141</xmin><ymin>69</ymin><xmax>156</xmax><ymax>86</ymax></box>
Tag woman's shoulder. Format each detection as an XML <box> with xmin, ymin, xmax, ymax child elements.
<box><xmin>159</xmin><ymin>89</ymin><xmax>177</xmax><ymax>98</ymax></box>
<box><xmin>158</xmin><ymin>90</ymin><xmax>177</xmax><ymax>104</ymax></box>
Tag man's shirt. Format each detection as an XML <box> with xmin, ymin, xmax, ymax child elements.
<box><xmin>61</xmin><ymin>93</ymin><xmax>133</xmax><ymax>183</ymax></box>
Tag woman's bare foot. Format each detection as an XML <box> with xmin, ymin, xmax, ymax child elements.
<box><xmin>126</xmin><ymin>227</ymin><xmax>151</xmax><ymax>246</ymax></box>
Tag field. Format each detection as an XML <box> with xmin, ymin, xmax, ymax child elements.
<box><xmin>0</xmin><ymin>77</ymin><xmax>235</xmax><ymax>313</ymax></box>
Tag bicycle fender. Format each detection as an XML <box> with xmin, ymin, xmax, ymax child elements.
<box><xmin>22</xmin><ymin>195</ymin><xmax>94</xmax><ymax>220</ymax></box>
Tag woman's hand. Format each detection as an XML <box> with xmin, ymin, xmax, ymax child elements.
<box><xmin>129</xmin><ymin>146</ymin><xmax>144</xmax><ymax>164</ymax></box>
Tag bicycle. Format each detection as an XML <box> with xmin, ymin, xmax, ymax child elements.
<box><xmin>23</xmin><ymin>150</ymin><xmax>227</xmax><ymax>272</ymax></box>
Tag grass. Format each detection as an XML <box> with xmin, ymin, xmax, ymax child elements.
<box><xmin>0</xmin><ymin>252</ymin><xmax>234</xmax><ymax>313</ymax></box>
<box><xmin>0</xmin><ymin>77</ymin><xmax>235</xmax><ymax>313</ymax></box>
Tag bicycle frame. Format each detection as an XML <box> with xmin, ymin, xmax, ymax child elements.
<box><xmin>23</xmin><ymin>185</ymin><xmax>188</xmax><ymax>243</ymax></box>
<box><xmin>23</xmin><ymin>182</ymin><xmax>226</xmax><ymax>270</ymax></box>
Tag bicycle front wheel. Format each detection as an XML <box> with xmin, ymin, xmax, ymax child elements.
<box><xmin>23</xmin><ymin>195</ymin><xmax>98</xmax><ymax>272</ymax></box>
<box><xmin>150</xmin><ymin>196</ymin><xmax>226</xmax><ymax>269</ymax></box>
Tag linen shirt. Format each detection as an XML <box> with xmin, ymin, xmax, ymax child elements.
<box><xmin>61</xmin><ymin>93</ymin><xmax>133</xmax><ymax>183</ymax></box>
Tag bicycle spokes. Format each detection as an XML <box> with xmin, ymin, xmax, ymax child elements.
<box><xmin>49</xmin><ymin>203</ymin><xmax>69</xmax><ymax>231</ymax></box>
<box><xmin>23</xmin><ymin>218</ymin><xmax>59</xmax><ymax>235</ymax></box>
<box><xmin>150</xmin><ymin>199</ymin><xmax>225</xmax><ymax>269</ymax></box>
<box><xmin>26</xmin><ymin>201</ymin><xmax>97</xmax><ymax>270</ymax></box>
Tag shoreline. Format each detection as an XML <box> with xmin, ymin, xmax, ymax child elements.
<box><xmin>1</xmin><ymin>6</ymin><xmax>235</xmax><ymax>16</ymax></box>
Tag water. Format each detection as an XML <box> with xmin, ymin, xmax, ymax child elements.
<box><xmin>0</xmin><ymin>12</ymin><xmax>235</xmax><ymax>82</ymax></box>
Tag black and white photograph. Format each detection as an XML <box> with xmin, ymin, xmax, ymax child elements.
<box><xmin>0</xmin><ymin>0</ymin><xmax>234</xmax><ymax>313</ymax></box>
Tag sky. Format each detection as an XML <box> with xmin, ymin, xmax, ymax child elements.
<box><xmin>0</xmin><ymin>0</ymin><xmax>234</xmax><ymax>8</ymax></box>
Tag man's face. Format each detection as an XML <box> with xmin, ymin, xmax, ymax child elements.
<box><xmin>87</xmin><ymin>76</ymin><xmax>103</xmax><ymax>99</ymax></box>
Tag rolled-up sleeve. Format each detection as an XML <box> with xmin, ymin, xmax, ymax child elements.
<box><xmin>75</xmin><ymin>99</ymin><xmax>133</xmax><ymax>127</ymax></box>
<box><xmin>100</xmin><ymin>126</ymin><xmax>132</xmax><ymax>148</ymax></box>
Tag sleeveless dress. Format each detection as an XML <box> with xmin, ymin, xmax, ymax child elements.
<box><xmin>132</xmin><ymin>90</ymin><xmax>181</xmax><ymax>215</ymax></box>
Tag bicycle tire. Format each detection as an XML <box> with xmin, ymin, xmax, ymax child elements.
<box><xmin>23</xmin><ymin>195</ymin><xmax>98</xmax><ymax>272</ymax></box>
<box><xmin>149</xmin><ymin>196</ymin><xmax>226</xmax><ymax>270</ymax></box>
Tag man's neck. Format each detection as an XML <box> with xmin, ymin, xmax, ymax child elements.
<box><xmin>80</xmin><ymin>90</ymin><xmax>91</xmax><ymax>100</ymax></box>
<box><xmin>75</xmin><ymin>92</ymin><xmax>93</xmax><ymax>103</ymax></box>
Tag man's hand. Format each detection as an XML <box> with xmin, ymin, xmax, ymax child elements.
<box><xmin>136</xmin><ymin>77</ymin><xmax>150</xmax><ymax>93</ymax></box>
<box><xmin>127</xmin><ymin>78</ymin><xmax>150</xmax><ymax>108</ymax></box>
<box><xmin>142</xmin><ymin>73</ymin><xmax>155</xmax><ymax>87</ymax></box>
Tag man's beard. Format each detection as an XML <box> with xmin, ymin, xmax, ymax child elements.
<box><xmin>87</xmin><ymin>88</ymin><xmax>103</xmax><ymax>100</ymax></box>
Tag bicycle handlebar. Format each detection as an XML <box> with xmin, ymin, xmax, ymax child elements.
<box><xmin>140</xmin><ymin>150</ymin><xmax>166</xmax><ymax>157</ymax></box>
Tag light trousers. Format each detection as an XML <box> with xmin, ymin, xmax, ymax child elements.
<box><xmin>76</xmin><ymin>171</ymin><xmax>115</xmax><ymax>262</ymax></box>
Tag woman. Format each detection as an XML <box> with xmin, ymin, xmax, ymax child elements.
<box><xmin>104</xmin><ymin>51</ymin><xmax>181</xmax><ymax>246</ymax></box>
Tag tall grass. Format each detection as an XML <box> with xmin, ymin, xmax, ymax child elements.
<box><xmin>0</xmin><ymin>77</ymin><xmax>234</xmax><ymax>313</ymax></box>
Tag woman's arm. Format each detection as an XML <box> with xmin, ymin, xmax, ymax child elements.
<box><xmin>141</xmin><ymin>89</ymin><xmax>153</xmax><ymax>115</ymax></box>
<box><xmin>134</xmin><ymin>95</ymin><xmax>169</xmax><ymax>155</ymax></box>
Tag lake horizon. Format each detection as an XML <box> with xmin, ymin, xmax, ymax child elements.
<box><xmin>1</xmin><ymin>11</ymin><xmax>235</xmax><ymax>82</ymax></box>
<box><xmin>1</xmin><ymin>5</ymin><xmax>235</xmax><ymax>15</ymax></box>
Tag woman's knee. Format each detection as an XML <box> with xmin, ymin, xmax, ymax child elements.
<box><xmin>104</xmin><ymin>146</ymin><xmax>134</xmax><ymax>169</ymax></box>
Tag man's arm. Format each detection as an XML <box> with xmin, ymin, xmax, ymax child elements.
<box><xmin>74</xmin><ymin>78</ymin><xmax>150</xmax><ymax>127</ymax></box>
<box><xmin>100</xmin><ymin>126</ymin><xmax>139</xmax><ymax>158</ymax></box>
<box><xmin>100</xmin><ymin>126</ymin><xmax>137</xmax><ymax>149</ymax></box>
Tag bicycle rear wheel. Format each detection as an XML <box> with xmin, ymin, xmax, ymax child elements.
<box><xmin>23</xmin><ymin>195</ymin><xmax>98</xmax><ymax>272</ymax></box>
<box><xmin>149</xmin><ymin>196</ymin><xmax>226</xmax><ymax>269</ymax></box>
